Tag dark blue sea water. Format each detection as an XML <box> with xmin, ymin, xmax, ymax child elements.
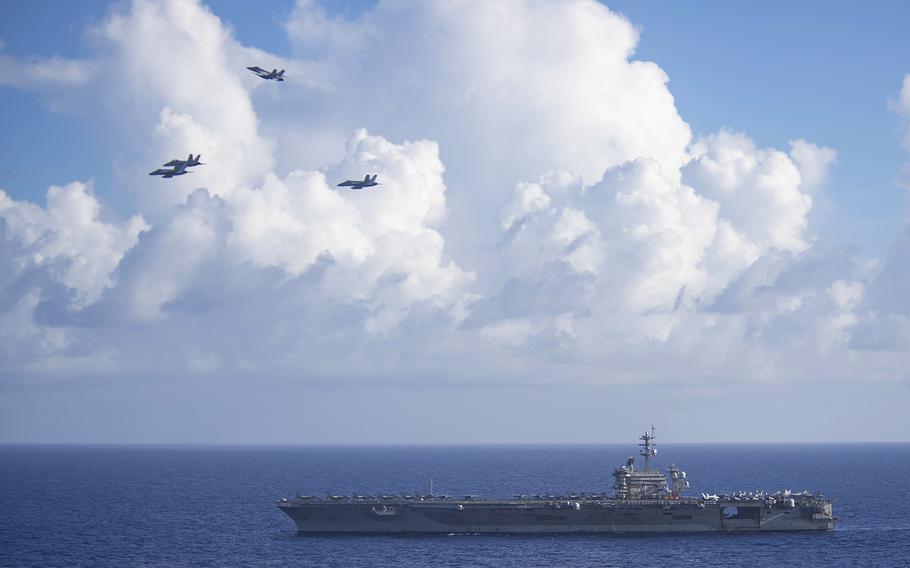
<box><xmin>1</xmin><ymin>444</ymin><xmax>908</xmax><ymax>567</ymax></box>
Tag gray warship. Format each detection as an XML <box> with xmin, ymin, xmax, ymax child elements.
<box><xmin>277</xmin><ymin>427</ymin><xmax>834</xmax><ymax>533</ymax></box>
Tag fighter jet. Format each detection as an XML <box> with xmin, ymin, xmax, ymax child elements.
<box><xmin>337</xmin><ymin>174</ymin><xmax>379</xmax><ymax>190</ymax></box>
<box><xmin>149</xmin><ymin>161</ymin><xmax>189</xmax><ymax>179</ymax></box>
<box><xmin>247</xmin><ymin>66</ymin><xmax>285</xmax><ymax>81</ymax></box>
<box><xmin>163</xmin><ymin>153</ymin><xmax>203</xmax><ymax>168</ymax></box>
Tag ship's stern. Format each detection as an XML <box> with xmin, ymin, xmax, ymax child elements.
<box><xmin>809</xmin><ymin>499</ymin><xmax>835</xmax><ymax>531</ymax></box>
<box><xmin>761</xmin><ymin>497</ymin><xmax>835</xmax><ymax>531</ymax></box>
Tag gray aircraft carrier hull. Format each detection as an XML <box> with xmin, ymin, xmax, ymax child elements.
<box><xmin>277</xmin><ymin>497</ymin><xmax>834</xmax><ymax>534</ymax></box>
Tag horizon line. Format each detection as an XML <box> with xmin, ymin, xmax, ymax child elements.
<box><xmin>2</xmin><ymin>440</ymin><xmax>908</xmax><ymax>448</ymax></box>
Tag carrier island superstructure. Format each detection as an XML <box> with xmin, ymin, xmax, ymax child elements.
<box><xmin>277</xmin><ymin>427</ymin><xmax>834</xmax><ymax>534</ymax></box>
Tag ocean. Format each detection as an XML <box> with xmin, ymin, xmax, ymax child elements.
<box><xmin>1</xmin><ymin>443</ymin><xmax>907</xmax><ymax>567</ymax></box>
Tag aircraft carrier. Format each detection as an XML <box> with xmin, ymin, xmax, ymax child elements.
<box><xmin>277</xmin><ymin>427</ymin><xmax>834</xmax><ymax>534</ymax></box>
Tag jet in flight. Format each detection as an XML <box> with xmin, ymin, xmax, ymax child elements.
<box><xmin>247</xmin><ymin>66</ymin><xmax>285</xmax><ymax>81</ymax></box>
<box><xmin>163</xmin><ymin>154</ymin><xmax>203</xmax><ymax>168</ymax></box>
<box><xmin>337</xmin><ymin>174</ymin><xmax>379</xmax><ymax>190</ymax></box>
<box><xmin>149</xmin><ymin>154</ymin><xmax>203</xmax><ymax>179</ymax></box>
<box><xmin>149</xmin><ymin>162</ymin><xmax>189</xmax><ymax>178</ymax></box>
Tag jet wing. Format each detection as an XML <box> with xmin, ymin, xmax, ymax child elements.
<box><xmin>247</xmin><ymin>66</ymin><xmax>266</xmax><ymax>74</ymax></box>
<box><xmin>149</xmin><ymin>168</ymin><xmax>172</xmax><ymax>176</ymax></box>
<box><xmin>162</xmin><ymin>159</ymin><xmax>185</xmax><ymax>167</ymax></box>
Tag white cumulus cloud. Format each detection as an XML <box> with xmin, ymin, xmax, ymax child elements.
<box><xmin>0</xmin><ymin>182</ymin><xmax>147</xmax><ymax>308</ymax></box>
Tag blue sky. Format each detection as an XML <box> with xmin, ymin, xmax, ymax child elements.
<box><xmin>1</xmin><ymin>0</ymin><xmax>909</xmax><ymax>444</ymax></box>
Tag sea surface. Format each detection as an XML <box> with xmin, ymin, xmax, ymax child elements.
<box><xmin>1</xmin><ymin>443</ymin><xmax>908</xmax><ymax>567</ymax></box>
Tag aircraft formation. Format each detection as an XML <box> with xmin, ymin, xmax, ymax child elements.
<box><xmin>149</xmin><ymin>154</ymin><xmax>203</xmax><ymax>178</ymax></box>
<box><xmin>151</xmin><ymin>66</ymin><xmax>380</xmax><ymax>190</ymax></box>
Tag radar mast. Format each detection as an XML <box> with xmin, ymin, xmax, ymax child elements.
<box><xmin>638</xmin><ymin>425</ymin><xmax>657</xmax><ymax>471</ymax></box>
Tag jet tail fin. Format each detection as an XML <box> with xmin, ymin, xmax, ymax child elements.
<box><xmin>364</xmin><ymin>174</ymin><xmax>370</xmax><ymax>182</ymax></box>
<box><xmin>371</xmin><ymin>174</ymin><xmax>378</xmax><ymax>182</ymax></box>
<box><xmin>277</xmin><ymin>70</ymin><xmax>285</xmax><ymax>77</ymax></box>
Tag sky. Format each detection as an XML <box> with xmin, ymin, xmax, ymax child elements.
<box><xmin>0</xmin><ymin>0</ymin><xmax>909</xmax><ymax>444</ymax></box>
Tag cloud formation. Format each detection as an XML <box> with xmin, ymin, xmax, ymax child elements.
<box><xmin>0</xmin><ymin>0</ymin><xmax>908</xmax><ymax>398</ymax></box>
<box><xmin>276</xmin><ymin>0</ymin><xmax>695</xmax><ymax>276</ymax></box>
<box><xmin>0</xmin><ymin>47</ymin><xmax>96</xmax><ymax>90</ymax></box>
<box><xmin>0</xmin><ymin>182</ymin><xmax>146</xmax><ymax>308</ymax></box>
